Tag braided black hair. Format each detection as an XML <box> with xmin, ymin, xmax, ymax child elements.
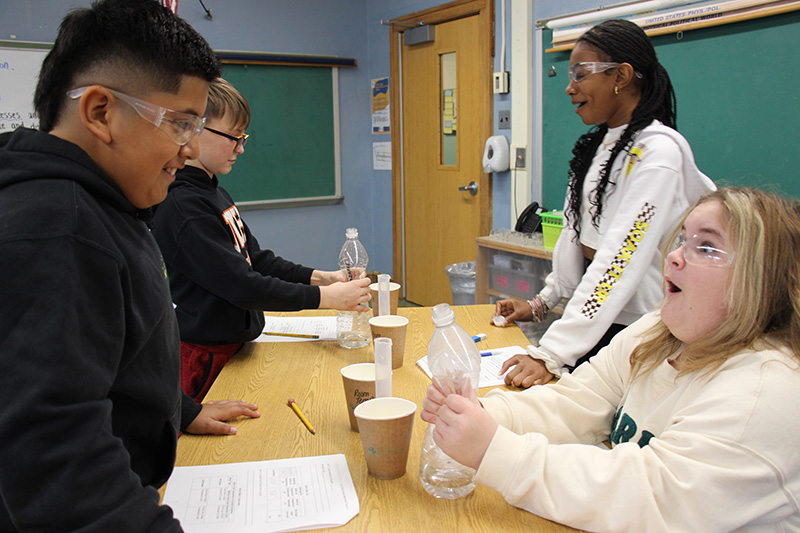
<box><xmin>565</xmin><ymin>19</ymin><xmax>676</xmax><ymax>237</ymax></box>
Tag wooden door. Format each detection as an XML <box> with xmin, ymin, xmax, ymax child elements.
<box><xmin>391</xmin><ymin>0</ymin><xmax>493</xmax><ymax>306</ymax></box>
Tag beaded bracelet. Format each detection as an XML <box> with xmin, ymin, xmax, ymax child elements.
<box><xmin>528</xmin><ymin>295</ymin><xmax>549</xmax><ymax>323</ymax></box>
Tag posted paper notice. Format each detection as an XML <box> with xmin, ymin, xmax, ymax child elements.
<box><xmin>371</xmin><ymin>77</ymin><xmax>390</xmax><ymax>133</ymax></box>
<box><xmin>373</xmin><ymin>141</ymin><xmax>391</xmax><ymax>170</ymax></box>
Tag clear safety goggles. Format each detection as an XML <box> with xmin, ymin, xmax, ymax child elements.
<box><xmin>670</xmin><ymin>233</ymin><xmax>735</xmax><ymax>267</ymax></box>
<box><xmin>67</xmin><ymin>86</ymin><xmax>206</xmax><ymax>145</ymax></box>
<box><xmin>568</xmin><ymin>62</ymin><xmax>621</xmax><ymax>83</ymax></box>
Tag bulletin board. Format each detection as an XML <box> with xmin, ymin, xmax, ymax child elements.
<box><xmin>539</xmin><ymin>10</ymin><xmax>800</xmax><ymax>210</ymax></box>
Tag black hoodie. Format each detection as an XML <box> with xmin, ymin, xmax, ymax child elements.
<box><xmin>0</xmin><ymin>128</ymin><xmax>196</xmax><ymax>531</ymax></box>
<box><xmin>152</xmin><ymin>166</ymin><xmax>319</xmax><ymax>345</ymax></box>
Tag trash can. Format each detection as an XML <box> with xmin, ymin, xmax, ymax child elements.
<box><xmin>445</xmin><ymin>261</ymin><xmax>475</xmax><ymax>305</ymax></box>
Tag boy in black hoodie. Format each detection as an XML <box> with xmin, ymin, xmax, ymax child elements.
<box><xmin>0</xmin><ymin>1</ymin><xmax>259</xmax><ymax>530</ymax></box>
<box><xmin>153</xmin><ymin>78</ymin><xmax>371</xmax><ymax>401</ymax></box>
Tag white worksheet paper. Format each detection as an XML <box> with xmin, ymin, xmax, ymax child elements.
<box><xmin>416</xmin><ymin>345</ymin><xmax>526</xmax><ymax>389</ymax></box>
<box><xmin>254</xmin><ymin>316</ymin><xmax>337</xmax><ymax>342</ymax></box>
<box><xmin>162</xmin><ymin>454</ymin><xmax>358</xmax><ymax>533</ymax></box>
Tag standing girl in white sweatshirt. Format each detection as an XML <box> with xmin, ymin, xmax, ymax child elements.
<box><xmin>493</xmin><ymin>19</ymin><xmax>715</xmax><ymax>387</ymax></box>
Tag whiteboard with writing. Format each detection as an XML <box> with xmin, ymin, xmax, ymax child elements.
<box><xmin>0</xmin><ymin>44</ymin><xmax>50</xmax><ymax>132</ymax></box>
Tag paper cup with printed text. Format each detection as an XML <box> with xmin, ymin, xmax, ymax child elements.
<box><xmin>369</xmin><ymin>315</ymin><xmax>408</xmax><ymax>369</ymax></box>
<box><xmin>340</xmin><ymin>363</ymin><xmax>377</xmax><ymax>431</ymax></box>
<box><xmin>354</xmin><ymin>397</ymin><xmax>416</xmax><ymax>479</ymax></box>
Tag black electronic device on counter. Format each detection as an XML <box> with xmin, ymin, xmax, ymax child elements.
<box><xmin>515</xmin><ymin>202</ymin><xmax>545</xmax><ymax>234</ymax></box>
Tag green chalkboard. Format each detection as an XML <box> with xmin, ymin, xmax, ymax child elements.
<box><xmin>541</xmin><ymin>11</ymin><xmax>800</xmax><ymax>211</ymax></box>
<box><xmin>219</xmin><ymin>63</ymin><xmax>341</xmax><ymax>209</ymax></box>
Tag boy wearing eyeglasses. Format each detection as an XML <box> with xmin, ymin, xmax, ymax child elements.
<box><xmin>0</xmin><ymin>1</ymin><xmax>262</xmax><ymax>530</ymax></box>
<box><xmin>152</xmin><ymin>78</ymin><xmax>371</xmax><ymax>402</ymax></box>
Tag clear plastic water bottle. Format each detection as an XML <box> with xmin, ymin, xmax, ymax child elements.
<box><xmin>336</xmin><ymin>227</ymin><xmax>371</xmax><ymax>349</ymax></box>
<box><xmin>419</xmin><ymin>303</ymin><xmax>481</xmax><ymax>499</ymax></box>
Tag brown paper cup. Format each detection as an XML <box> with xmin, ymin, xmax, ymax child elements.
<box><xmin>369</xmin><ymin>282</ymin><xmax>401</xmax><ymax>316</ymax></box>
<box><xmin>340</xmin><ymin>363</ymin><xmax>376</xmax><ymax>431</ymax></box>
<box><xmin>354</xmin><ymin>397</ymin><xmax>416</xmax><ymax>479</ymax></box>
<box><xmin>369</xmin><ymin>315</ymin><xmax>408</xmax><ymax>369</ymax></box>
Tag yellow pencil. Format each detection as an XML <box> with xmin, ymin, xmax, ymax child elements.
<box><xmin>288</xmin><ymin>398</ymin><xmax>316</xmax><ymax>435</ymax></box>
<box><xmin>263</xmin><ymin>331</ymin><xmax>319</xmax><ymax>339</ymax></box>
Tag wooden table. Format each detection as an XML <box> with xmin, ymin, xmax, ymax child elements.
<box><xmin>162</xmin><ymin>305</ymin><xmax>578</xmax><ymax>532</ymax></box>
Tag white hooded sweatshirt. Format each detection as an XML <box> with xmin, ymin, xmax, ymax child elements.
<box><xmin>532</xmin><ymin>121</ymin><xmax>716</xmax><ymax>375</ymax></box>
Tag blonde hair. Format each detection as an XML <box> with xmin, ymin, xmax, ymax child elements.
<box><xmin>205</xmin><ymin>77</ymin><xmax>250</xmax><ymax>130</ymax></box>
<box><xmin>630</xmin><ymin>187</ymin><xmax>800</xmax><ymax>378</ymax></box>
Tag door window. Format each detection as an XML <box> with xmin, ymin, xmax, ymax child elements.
<box><xmin>441</xmin><ymin>51</ymin><xmax>457</xmax><ymax>165</ymax></box>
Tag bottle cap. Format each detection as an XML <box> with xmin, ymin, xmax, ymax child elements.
<box><xmin>345</xmin><ymin>227</ymin><xmax>358</xmax><ymax>239</ymax></box>
<box><xmin>431</xmin><ymin>303</ymin><xmax>455</xmax><ymax>327</ymax></box>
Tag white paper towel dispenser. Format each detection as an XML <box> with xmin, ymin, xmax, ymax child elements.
<box><xmin>482</xmin><ymin>135</ymin><xmax>509</xmax><ymax>173</ymax></box>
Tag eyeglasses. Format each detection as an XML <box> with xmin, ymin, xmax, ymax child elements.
<box><xmin>204</xmin><ymin>127</ymin><xmax>249</xmax><ymax>151</ymax></box>
<box><xmin>66</xmin><ymin>86</ymin><xmax>206</xmax><ymax>146</ymax></box>
<box><xmin>670</xmin><ymin>233</ymin><xmax>735</xmax><ymax>267</ymax></box>
<box><xmin>568</xmin><ymin>62</ymin><xmax>621</xmax><ymax>83</ymax></box>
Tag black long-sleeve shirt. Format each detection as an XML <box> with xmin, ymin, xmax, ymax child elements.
<box><xmin>152</xmin><ymin>166</ymin><xmax>319</xmax><ymax>345</ymax></box>
<box><xmin>0</xmin><ymin>128</ymin><xmax>193</xmax><ymax>531</ymax></box>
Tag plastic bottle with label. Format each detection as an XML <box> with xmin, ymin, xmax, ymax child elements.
<box><xmin>419</xmin><ymin>303</ymin><xmax>481</xmax><ymax>498</ymax></box>
<box><xmin>336</xmin><ymin>227</ymin><xmax>371</xmax><ymax>349</ymax></box>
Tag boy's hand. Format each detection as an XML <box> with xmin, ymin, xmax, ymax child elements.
<box><xmin>345</xmin><ymin>267</ymin><xmax>366</xmax><ymax>280</ymax></box>
<box><xmin>500</xmin><ymin>354</ymin><xmax>554</xmax><ymax>388</ymax></box>
<box><xmin>318</xmin><ymin>278</ymin><xmax>371</xmax><ymax>311</ymax></box>
<box><xmin>431</xmin><ymin>382</ymin><xmax>497</xmax><ymax>470</ymax></box>
<box><xmin>310</xmin><ymin>268</ymin><xmax>367</xmax><ymax>286</ymax></box>
<box><xmin>184</xmin><ymin>400</ymin><xmax>261</xmax><ymax>435</ymax></box>
<box><xmin>491</xmin><ymin>298</ymin><xmax>532</xmax><ymax>326</ymax></box>
<box><xmin>311</xmin><ymin>269</ymin><xmax>344</xmax><ymax>286</ymax></box>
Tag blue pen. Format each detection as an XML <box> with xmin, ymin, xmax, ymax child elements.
<box><xmin>480</xmin><ymin>351</ymin><xmax>495</xmax><ymax>357</ymax></box>
<box><xmin>472</xmin><ymin>333</ymin><xmax>487</xmax><ymax>343</ymax></box>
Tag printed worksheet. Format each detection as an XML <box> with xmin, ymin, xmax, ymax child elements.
<box><xmin>162</xmin><ymin>454</ymin><xmax>359</xmax><ymax>533</ymax></box>
<box><xmin>254</xmin><ymin>316</ymin><xmax>338</xmax><ymax>342</ymax></box>
<box><xmin>416</xmin><ymin>345</ymin><xmax>526</xmax><ymax>388</ymax></box>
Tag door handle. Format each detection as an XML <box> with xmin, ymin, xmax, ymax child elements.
<box><xmin>458</xmin><ymin>181</ymin><xmax>478</xmax><ymax>196</ymax></box>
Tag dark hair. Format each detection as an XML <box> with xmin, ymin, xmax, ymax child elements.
<box><xmin>34</xmin><ymin>0</ymin><xmax>221</xmax><ymax>132</ymax></box>
<box><xmin>565</xmin><ymin>19</ymin><xmax>676</xmax><ymax>236</ymax></box>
